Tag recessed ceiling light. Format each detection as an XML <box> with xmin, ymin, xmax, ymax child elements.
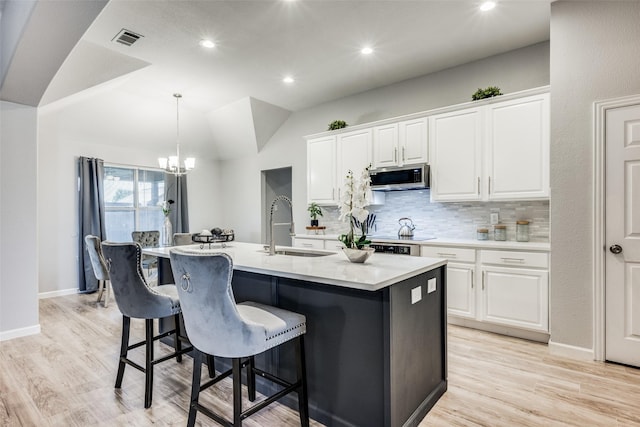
<box><xmin>199</xmin><ymin>39</ymin><xmax>215</xmax><ymax>49</ymax></box>
<box><xmin>361</xmin><ymin>46</ymin><xmax>373</xmax><ymax>55</ymax></box>
<box><xmin>283</xmin><ymin>76</ymin><xmax>295</xmax><ymax>84</ymax></box>
<box><xmin>480</xmin><ymin>1</ymin><xmax>496</xmax><ymax>11</ymax></box>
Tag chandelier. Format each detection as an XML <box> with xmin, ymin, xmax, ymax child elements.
<box><xmin>158</xmin><ymin>93</ymin><xmax>195</xmax><ymax>175</ymax></box>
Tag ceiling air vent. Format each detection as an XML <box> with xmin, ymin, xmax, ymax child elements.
<box><xmin>112</xmin><ymin>28</ymin><xmax>143</xmax><ymax>47</ymax></box>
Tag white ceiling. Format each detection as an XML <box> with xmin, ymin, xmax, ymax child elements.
<box><xmin>4</xmin><ymin>1</ymin><xmax>551</xmax><ymax>160</ymax></box>
<box><xmin>44</xmin><ymin>0</ymin><xmax>550</xmax><ymax>113</ymax></box>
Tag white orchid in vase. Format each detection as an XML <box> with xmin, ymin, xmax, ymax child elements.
<box><xmin>338</xmin><ymin>165</ymin><xmax>372</xmax><ymax>249</ymax></box>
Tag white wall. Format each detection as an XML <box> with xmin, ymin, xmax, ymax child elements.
<box><xmin>549</xmin><ymin>2</ymin><xmax>640</xmax><ymax>351</ymax></box>
<box><xmin>0</xmin><ymin>101</ymin><xmax>39</xmax><ymax>339</ymax></box>
<box><xmin>219</xmin><ymin>42</ymin><xmax>550</xmax><ymax>244</ymax></box>
<box><xmin>37</xmin><ymin>98</ymin><xmax>221</xmax><ymax>295</ymax></box>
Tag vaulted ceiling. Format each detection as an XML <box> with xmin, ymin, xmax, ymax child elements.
<box><xmin>1</xmin><ymin>1</ymin><xmax>551</xmax><ymax>159</ymax></box>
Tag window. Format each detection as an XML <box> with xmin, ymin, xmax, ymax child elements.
<box><xmin>104</xmin><ymin>166</ymin><xmax>166</xmax><ymax>242</ymax></box>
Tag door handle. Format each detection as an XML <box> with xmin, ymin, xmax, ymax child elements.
<box><xmin>610</xmin><ymin>244</ymin><xmax>623</xmax><ymax>254</ymax></box>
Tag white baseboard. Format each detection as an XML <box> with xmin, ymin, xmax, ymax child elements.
<box><xmin>548</xmin><ymin>340</ymin><xmax>594</xmax><ymax>361</ymax></box>
<box><xmin>448</xmin><ymin>316</ymin><xmax>550</xmax><ymax>343</ymax></box>
<box><xmin>0</xmin><ymin>324</ymin><xmax>41</xmax><ymax>342</ymax></box>
<box><xmin>38</xmin><ymin>288</ymin><xmax>78</xmax><ymax>299</ymax></box>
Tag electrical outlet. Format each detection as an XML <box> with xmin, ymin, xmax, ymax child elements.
<box><xmin>490</xmin><ymin>213</ymin><xmax>499</xmax><ymax>225</ymax></box>
<box><xmin>427</xmin><ymin>278</ymin><xmax>437</xmax><ymax>294</ymax></box>
<box><xmin>411</xmin><ymin>286</ymin><xmax>422</xmax><ymax>304</ymax></box>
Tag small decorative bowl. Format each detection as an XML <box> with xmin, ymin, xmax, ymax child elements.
<box><xmin>342</xmin><ymin>247</ymin><xmax>375</xmax><ymax>263</ymax></box>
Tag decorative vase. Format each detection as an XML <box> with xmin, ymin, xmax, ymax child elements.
<box><xmin>162</xmin><ymin>216</ymin><xmax>173</xmax><ymax>246</ymax></box>
<box><xmin>342</xmin><ymin>247</ymin><xmax>375</xmax><ymax>263</ymax></box>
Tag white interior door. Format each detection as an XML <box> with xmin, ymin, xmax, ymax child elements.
<box><xmin>605</xmin><ymin>103</ymin><xmax>640</xmax><ymax>367</ymax></box>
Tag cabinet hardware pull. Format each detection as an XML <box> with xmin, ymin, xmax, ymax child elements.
<box><xmin>488</xmin><ymin>176</ymin><xmax>491</xmax><ymax>194</ymax></box>
<box><xmin>482</xmin><ymin>271</ymin><xmax>485</xmax><ymax>290</ymax></box>
<box><xmin>471</xmin><ymin>270</ymin><xmax>474</xmax><ymax>288</ymax></box>
<box><xmin>437</xmin><ymin>252</ymin><xmax>457</xmax><ymax>257</ymax></box>
<box><xmin>332</xmin><ymin>188</ymin><xmax>335</xmax><ymax>200</ymax></box>
<box><xmin>402</xmin><ymin>146</ymin><xmax>405</xmax><ymax>162</ymax></box>
<box><xmin>394</xmin><ymin>148</ymin><xmax>397</xmax><ymax>162</ymax></box>
<box><xmin>302</xmin><ymin>243</ymin><xmax>313</xmax><ymax>247</ymax></box>
<box><xmin>501</xmin><ymin>257</ymin><xmax>525</xmax><ymax>263</ymax></box>
<box><xmin>477</xmin><ymin>177</ymin><xmax>480</xmax><ymax>195</ymax></box>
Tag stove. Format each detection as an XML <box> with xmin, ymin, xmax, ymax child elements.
<box><xmin>368</xmin><ymin>235</ymin><xmax>435</xmax><ymax>256</ymax></box>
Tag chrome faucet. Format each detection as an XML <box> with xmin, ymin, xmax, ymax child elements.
<box><xmin>269</xmin><ymin>195</ymin><xmax>295</xmax><ymax>255</ymax></box>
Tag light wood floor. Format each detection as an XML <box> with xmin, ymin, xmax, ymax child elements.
<box><xmin>1</xmin><ymin>294</ymin><xmax>639</xmax><ymax>426</ymax></box>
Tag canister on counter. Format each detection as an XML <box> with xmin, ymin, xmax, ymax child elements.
<box><xmin>477</xmin><ymin>228</ymin><xmax>489</xmax><ymax>241</ymax></box>
<box><xmin>494</xmin><ymin>224</ymin><xmax>507</xmax><ymax>241</ymax></box>
<box><xmin>516</xmin><ymin>220</ymin><xmax>530</xmax><ymax>242</ymax></box>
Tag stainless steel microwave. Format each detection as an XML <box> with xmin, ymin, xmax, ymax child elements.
<box><xmin>369</xmin><ymin>164</ymin><xmax>430</xmax><ymax>191</ymax></box>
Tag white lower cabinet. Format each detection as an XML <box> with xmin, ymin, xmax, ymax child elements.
<box><xmin>292</xmin><ymin>237</ymin><xmax>344</xmax><ymax>250</ymax></box>
<box><xmin>422</xmin><ymin>245</ymin><xmax>549</xmax><ymax>334</ymax></box>
<box><xmin>480</xmin><ymin>266</ymin><xmax>548</xmax><ymax>332</ymax></box>
<box><xmin>292</xmin><ymin>238</ymin><xmax>324</xmax><ymax>249</ymax></box>
<box><xmin>446</xmin><ymin>262</ymin><xmax>476</xmax><ymax>319</ymax></box>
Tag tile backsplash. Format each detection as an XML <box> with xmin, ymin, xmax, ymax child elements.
<box><xmin>312</xmin><ymin>190</ymin><xmax>549</xmax><ymax>242</ymax></box>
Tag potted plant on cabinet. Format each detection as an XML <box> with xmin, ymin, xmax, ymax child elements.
<box><xmin>307</xmin><ymin>202</ymin><xmax>323</xmax><ymax>227</ymax></box>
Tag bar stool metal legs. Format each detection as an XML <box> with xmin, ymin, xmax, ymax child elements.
<box><xmin>115</xmin><ymin>314</ymin><xmax>192</xmax><ymax>408</ymax></box>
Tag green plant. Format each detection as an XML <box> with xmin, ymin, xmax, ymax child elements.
<box><xmin>327</xmin><ymin>120</ymin><xmax>348</xmax><ymax>131</ymax></box>
<box><xmin>471</xmin><ymin>86</ymin><xmax>503</xmax><ymax>101</ymax></box>
<box><xmin>307</xmin><ymin>202</ymin><xmax>323</xmax><ymax>220</ymax></box>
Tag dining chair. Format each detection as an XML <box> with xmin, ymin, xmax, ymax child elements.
<box><xmin>84</xmin><ymin>234</ymin><xmax>111</xmax><ymax>307</ymax></box>
<box><xmin>170</xmin><ymin>250</ymin><xmax>309</xmax><ymax>427</ymax></box>
<box><xmin>173</xmin><ymin>233</ymin><xmax>194</xmax><ymax>246</ymax></box>
<box><xmin>131</xmin><ymin>230</ymin><xmax>160</xmax><ymax>274</ymax></box>
<box><xmin>102</xmin><ymin>241</ymin><xmax>193</xmax><ymax>408</ymax></box>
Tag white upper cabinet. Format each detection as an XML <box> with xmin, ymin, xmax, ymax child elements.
<box><xmin>429</xmin><ymin>108</ymin><xmax>483</xmax><ymax>201</ymax></box>
<box><xmin>373</xmin><ymin>118</ymin><xmax>428</xmax><ymax>168</ymax></box>
<box><xmin>486</xmin><ymin>93</ymin><xmax>550</xmax><ymax>200</ymax></box>
<box><xmin>307</xmin><ymin>136</ymin><xmax>337</xmax><ymax>204</ymax></box>
<box><xmin>336</xmin><ymin>129</ymin><xmax>372</xmax><ymax>195</ymax></box>
<box><xmin>307</xmin><ymin>129</ymin><xmax>372</xmax><ymax>205</ymax></box>
<box><xmin>372</xmin><ymin>123</ymin><xmax>398</xmax><ymax>168</ymax></box>
<box><xmin>430</xmin><ymin>92</ymin><xmax>550</xmax><ymax>202</ymax></box>
<box><xmin>399</xmin><ymin>117</ymin><xmax>428</xmax><ymax>165</ymax></box>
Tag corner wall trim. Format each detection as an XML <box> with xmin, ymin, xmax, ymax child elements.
<box><xmin>0</xmin><ymin>324</ymin><xmax>41</xmax><ymax>342</ymax></box>
<box><xmin>548</xmin><ymin>340</ymin><xmax>594</xmax><ymax>361</ymax></box>
<box><xmin>38</xmin><ymin>288</ymin><xmax>78</xmax><ymax>299</ymax></box>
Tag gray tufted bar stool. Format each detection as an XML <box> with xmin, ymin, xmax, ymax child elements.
<box><xmin>170</xmin><ymin>250</ymin><xmax>309</xmax><ymax>427</ymax></box>
<box><xmin>102</xmin><ymin>242</ymin><xmax>193</xmax><ymax>408</ymax></box>
<box><xmin>84</xmin><ymin>235</ymin><xmax>111</xmax><ymax>307</ymax></box>
<box><xmin>131</xmin><ymin>230</ymin><xmax>160</xmax><ymax>275</ymax></box>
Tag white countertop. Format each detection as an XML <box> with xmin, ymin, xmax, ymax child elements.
<box><xmin>143</xmin><ymin>241</ymin><xmax>447</xmax><ymax>292</ymax></box>
<box><xmin>295</xmin><ymin>234</ymin><xmax>550</xmax><ymax>252</ymax></box>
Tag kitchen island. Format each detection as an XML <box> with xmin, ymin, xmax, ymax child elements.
<box><xmin>144</xmin><ymin>242</ymin><xmax>447</xmax><ymax>427</ymax></box>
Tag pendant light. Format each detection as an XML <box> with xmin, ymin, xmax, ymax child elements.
<box><xmin>158</xmin><ymin>93</ymin><xmax>195</xmax><ymax>175</ymax></box>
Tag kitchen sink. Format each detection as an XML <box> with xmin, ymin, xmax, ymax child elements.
<box><xmin>260</xmin><ymin>247</ymin><xmax>335</xmax><ymax>257</ymax></box>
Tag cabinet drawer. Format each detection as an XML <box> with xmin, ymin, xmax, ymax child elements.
<box><xmin>481</xmin><ymin>250</ymin><xmax>548</xmax><ymax>268</ymax></box>
<box><xmin>293</xmin><ymin>238</ymin><xmax>325</xmax><ymax>249</ymax></box>
<box><xmin>421</xmin><ymin>246</ymin><xmax>476</xmax><ymax>263</ymax></box>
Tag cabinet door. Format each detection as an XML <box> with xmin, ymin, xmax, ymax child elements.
<box><xmin>480</xmin><ymin>266</ymin><xmax>548</xmax><ymax>332</ymax></box>
<box><xmin>373</xmin><ymin>123</ymin><xmax>398</xmax><ymax>168</ymax></box>
<box><xmin>336</xmin><ymin>129</ymin><xmax>372</xmax><ymax>199</ymax></box>
<box><xmin>399</xmin><ymin>117</ymin><xmax>428</xmax><ymax>165</ymax></box>
<box><xmin>307</xmin><ymin>136</ymin><xmax>337</xmax><ymax>204</ymax></box>
<box><xmin>429</xmin><ymin>108</ymin><xmax>483</xmax><ymax>201</ymax></box>
<box><xmin>447</xmin><ymin>262</ymin><xmax>476</xmax><ymax>319</ymax></box>
<box><xmin>486</xmin><ymin>93</ymin><xmax>550</xmax><ymax>200</ymax></box>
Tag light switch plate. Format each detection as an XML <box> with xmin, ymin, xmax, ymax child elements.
<box><xmin>427</xmin><ymin>278</ymin><xmax>437</xmax><ymax>294</ymax></box>
<box><xmin>411</xmin><ymin>286</ymin><xmax>422</xmax><ymax>304</ymax></box>
<box><xmin>490</xmin><ymin>213</ymin><xmax>499</xmax><ymax>225</ymax></box>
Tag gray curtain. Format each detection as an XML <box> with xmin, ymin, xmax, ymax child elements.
<box><xmin>78</xmin><ymin>156</ymin><xmax>106</xmax><ymax>292</ymax></box>
<box><xmin>165</xmin><ymin>174</ymin><xmax>189</xmax><ymax>232</ymax></box>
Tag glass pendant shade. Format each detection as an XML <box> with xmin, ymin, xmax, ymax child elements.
<box><xmin>158</xmin><ymin>93</ymin><xmax>195</xmax><ymax>175</ymax></box>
